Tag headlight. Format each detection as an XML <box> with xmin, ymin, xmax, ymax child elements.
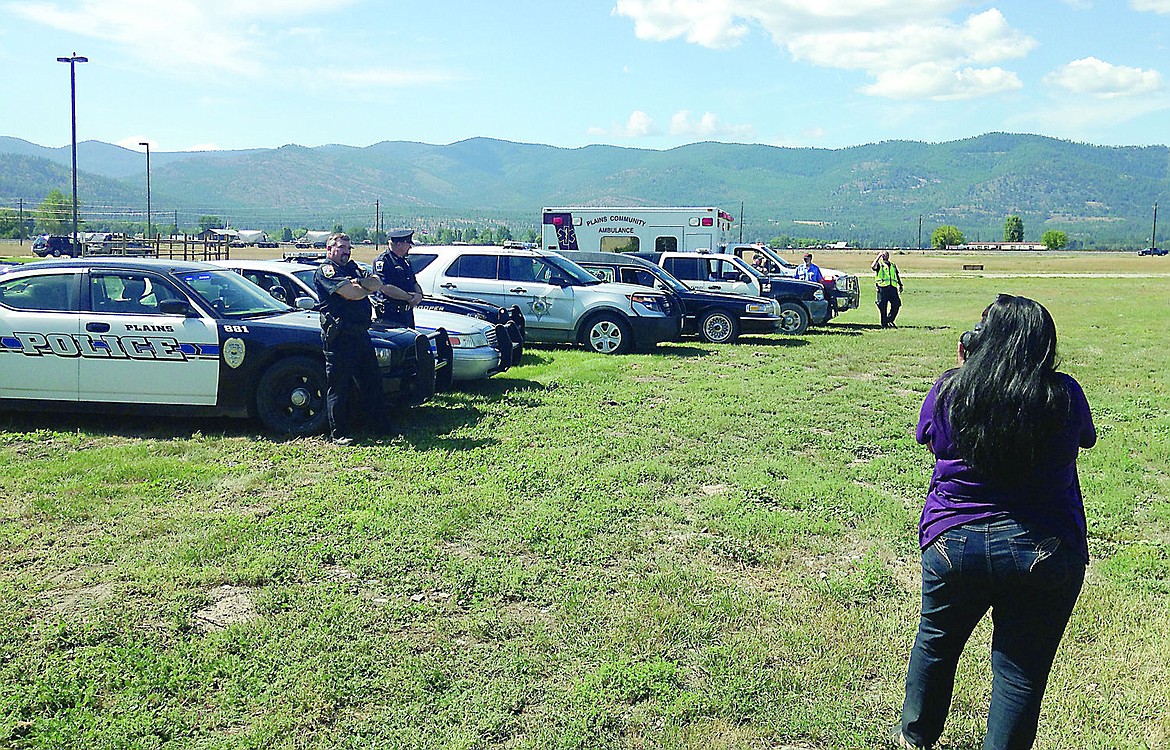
<box><xmin>629</xmin><ymin>292</ymin><xmax>669</xmax><ymax>315</ymax></box>
<box><xmin>374</xmin><ymin>346</ymin><xmax>395</xmax><ymax>366</ymax></box>
<box><xmin>813</xmin><ymin>288</ymin><xmax>824</xmax><ymax>301</ymax></box>
<box><xmin>446</xmin><ymin>331</ymin><xmax>489</xmax><ymax>349</ymax></box>
<box><xmin>744</xmin><ymin>302</ymin><xmax>771</xmax><ymax>314</ymax></box>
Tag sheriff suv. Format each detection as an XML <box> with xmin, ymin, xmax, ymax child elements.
<box><xmin>409</xmin><ymin>245</ymin><xmax>682</xmax><ymax>354</ymax></box>
<box><xmin>0</xmin><ymin>258</ymin><xmax>451</xmax><ymax>435</ymax></box>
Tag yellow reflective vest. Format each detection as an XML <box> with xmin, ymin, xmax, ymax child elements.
<box><xmin>875</xmin><ymin>262</ymin><xmax>901</xmax><ymax>287</ymax></box>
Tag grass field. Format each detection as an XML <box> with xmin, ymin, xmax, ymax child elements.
<box><xmin>1</xmin><ymin>250</ymin><xmax>1169</xmax><ymax>749</ymax></box>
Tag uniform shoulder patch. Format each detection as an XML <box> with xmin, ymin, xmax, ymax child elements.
<box><xmin>322</xmin><ymin>264</ymin><xmax>336</xmax><ymax>278</ymax></box>
<box><xmin>374</xmin><ymin>259</ymin><xmax>384</xmax><ymax>273</ymax></box>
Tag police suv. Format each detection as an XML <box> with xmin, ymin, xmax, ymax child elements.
<box><xmin>408</xmin><ymin>245</ymin><xmax>682</xmax><ymax>355</ymax></box>
<box><xmin>0</xmin><ymin>258</ymin><xmax>450</xmax><ymax>435</ymax></box>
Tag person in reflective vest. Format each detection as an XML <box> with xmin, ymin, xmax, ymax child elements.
<box><xmin>872</xmin><ymin>251</ymin><xmax>904</xmax><ymax>328</ymax></box>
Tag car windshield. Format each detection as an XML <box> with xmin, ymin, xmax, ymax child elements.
<box><xmin>544</xmin><ymin>255</ymin><xmax>602</xmax><ymax>285</ymax></box>
<box><xmin>176</xmin><ymin>269</ymin><xmax>291</xmax><ymax>319</ymax></box>
<box><xmin>638</xmin><ymin>264</ymin><xmax>689</xmax><ymax>293</ymax></box>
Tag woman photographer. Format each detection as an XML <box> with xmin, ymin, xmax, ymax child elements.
<box><xmin>893</xmin><ymin>295</ymin><xmax>1096</xmax><ymax>750</ymax></box>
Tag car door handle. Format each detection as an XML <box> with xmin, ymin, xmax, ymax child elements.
<box><xmin>509</xmin><ymin>287</ymin><xmax>528</xmax><ymax>294</ymax></box>
<box><xmin>86</xmin><ymin>322</ymin><xmax>111</xmax><ymax>333</ymax></box>
<box><xmin>439</xmin><ymin>283</ymin><xmax>457</xmax><ymax>289</ymax></box>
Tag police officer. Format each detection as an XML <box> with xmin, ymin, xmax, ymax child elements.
<box><xmin>372</xmin><ymin>228</ymin><xmax>424</xmax><ymax>327</ymax></box>
<box><xmin>872</xmin><ymin>250</ymin><xmax>904</xmax><ymax>328</ymax></box>
<box><xmin>314</xmin><ymin>232</ymin><xmax>386</xmax><ymax>445</ymax></box>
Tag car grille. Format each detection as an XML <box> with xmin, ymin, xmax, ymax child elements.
<box><xmin>486</xmin><ymin>327</ymin><xmax>499</xmax><ymax>349</ymax></box>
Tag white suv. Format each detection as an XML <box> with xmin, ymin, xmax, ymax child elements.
<box><xmin>409</xmin><ymin>245</ymin><xmax>682</xmax><ymax>354</ymax></box>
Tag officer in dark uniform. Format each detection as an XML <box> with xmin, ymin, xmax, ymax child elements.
<box><xmin>372</xmin><ymin>228</ymin><xmax>424</xmax><ymax>327</ymax></box>
<box><xmin>313</xmin><ymin>232</ymin><xmax>387</xmax><ymax>445</ymax></box>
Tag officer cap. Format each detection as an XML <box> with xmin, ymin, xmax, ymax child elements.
<box><xmin>389</xmin><ymin>228</ymin><xmax>415</xmax><ymax>244</ymax></box>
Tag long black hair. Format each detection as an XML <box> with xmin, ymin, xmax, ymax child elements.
<box><xmin>937</xmin><ymin>294</ymin><xmax>1070</xmax><ymax>481</ymax></box>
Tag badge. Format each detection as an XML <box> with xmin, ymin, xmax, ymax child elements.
<box><xmin>530</xmin><ymin>298</ymin><xmax>552</xmax><ymax>316</ymax></box>
<box><xmin>322</xmin><ymin>264</ymin><xmax>336</xmax><ymax>278</ymax></box>
<box><xmin>223</xmin><ymin>337</ymin><xmax>246</xmax><ymax>369</ymax></box>
<box><xmin>374</xmin><ymin>259</ymin><xmax>384</xmax><ymax>272</ymax></box>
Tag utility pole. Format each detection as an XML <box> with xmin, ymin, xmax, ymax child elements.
<box><xmin>918</xmin><ymin>215</ymin><xmax>923</xmax><ymax>250</ymax></box>
<box><xmin>138</xmin><ymin>142</ymin><xmax>152</xmax><ymax>240</ymax></box>
<box><xmin>18</xmin><ymin>199</ymin><xmax>24</xmax><ymax>246</ymax></box>
<box><xmin>374</xmin><ymin>199</ymin><xmax>380</xmax><ymax>252</ymax></box>
<box><xmin>57</xmin><ymin>53</ymin><xmax>88</xmax><ymax>251</ymax></box>
<box><xmin>1153</xmin><ymin>201</ymin><xmax>1160</xmax><ymax>251</ymax></box>
<box><xmin>739</xmin><ymin>201</ymin><xmax>744</xmax><ymax>243</ymax></box>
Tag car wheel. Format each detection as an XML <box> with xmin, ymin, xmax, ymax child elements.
<box><xmin>49</xmin><ymin>247</ymin><xmax>61</xmax><ymax>257</ymax></box>
<box><xmin>255</xmin><ymin>356</ymin><xmax>328</xmax><ymax>435</ymax></box>
<box><xmin>699</xmin><ymin>310</ymin><xmax>739</xmax><ymax>344</ymax></box>
<box><xmin>777</xmin><ymin>302</ymin><xmax>810</xmax><ymax>335</ymax></box>
<box><xmin>582</xmin><ymin>313</ymin><xmax>633</xmax><ymax>354</ymax></box>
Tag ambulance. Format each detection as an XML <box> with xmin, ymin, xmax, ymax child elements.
<box><xmin>542</xmin><ymin>206</ymin><xmax>734</xmax><ymax>255</ymax></box>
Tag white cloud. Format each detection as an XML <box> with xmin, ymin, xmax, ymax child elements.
<box><xmin>612</xmin><ymin>1</ymin><xmax>1037</xmax><ymax>101</ymax></box>
<box><xmin>1131</xmin><ymin>0</ymin><xmax>1170</xmax><ymax>12</ymax></box>
<box><xmin>669</xmin><ymin>110</ymin><xmax>754</xmax><ymax>139</ymax></box>
<box><xmin>1044</xmin><ymin>57</ymin><xmax>1164</xmax><ymax>98</ymax></box>
<box><xmin>4</xmin><ymin>0</ymin><xmax>445</xmax><ymax>93</ymax></box>
<box><xmin>615</xmin><ymin>110</ymin><xmax>660</xmax><ymax>137</ymax></box>
<box><xmin>863</xmin><ymin>63</ymin><xmax>1023</xmax><ymax>100</ymax></box>
<box><xmin>611</xmin><ymin>0</ymin><xmax>750</xmax><ymax>49</ymax></box>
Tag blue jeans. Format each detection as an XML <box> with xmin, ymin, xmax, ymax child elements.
<box><xmin>899</xmin><ymin>518</ymin><xmax>1085</xmax><ymax>750</ymax></box>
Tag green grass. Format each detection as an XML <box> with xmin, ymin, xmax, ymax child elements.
<box><xmin>2</xmin><ymin>268</ymin><xmax>1169</xmax><ymax>749</ymax></box>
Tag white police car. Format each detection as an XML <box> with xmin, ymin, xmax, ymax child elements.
<box><xmin>0</xmin><ymin>258</ymin><xmax>452</xmax><ymax>435</ymax></box>
<box><xmin>208</xmin><ymin>259</ymin><xmax>522</xmax><ymax>381</ymax></box>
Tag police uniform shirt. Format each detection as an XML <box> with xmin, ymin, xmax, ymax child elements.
<box><xmin>314</xmin><ymin>259</ymin><xmax>374</xmax><ymax>330</ymax></box>
<box><xmin>372</xmin><ymin>250</ymin><xmax>418</xmax><ymax>311</ymax></box>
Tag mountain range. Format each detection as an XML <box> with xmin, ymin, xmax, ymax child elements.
<box><xmin>2</xmin><ymin>133</ymin><xmax>1166</xmax><ymax>248</ymax></box>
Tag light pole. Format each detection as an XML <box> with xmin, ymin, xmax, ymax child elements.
<box><xmin>56</xmin><ymin>53</ymin><xmax>88</xmax><ymax>251</ymax></box>
<box><xmin>139</xmin><ymin>141</ymin><xmax>152</xmax><ymax>240</ymax></box>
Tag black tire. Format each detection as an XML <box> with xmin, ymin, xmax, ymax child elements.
<box><xmin>581</xmin><ymin>313</ymin><xmax>633</xmax><ymax>354</ymax></box>
<box><xmin>777</xmin><ymin>302</ymin><xmax>810</xmax><ymax>335</ymax></box>
<box><xmin>255</xmin><ymin>355</ymin><xmax>328</xmax><ymax>435</ymax></box>
<box><xmin>49</xmin><ymin>247</ymin><xmax>61</xmax><ymax>257</ymax></box>
<box><xmin>699</xmin><ymin>309</ymin><xmax>739</xmax><ymax>344</ymax></box>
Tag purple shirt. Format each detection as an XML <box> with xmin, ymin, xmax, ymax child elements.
<box><xmin>916</xmin><ymin>372</ymin><xmax>1096</xmax><ymax>561</ymax></box>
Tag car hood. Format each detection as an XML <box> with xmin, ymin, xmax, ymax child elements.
<box><xmin>678</xmin><ymin>288</ymin><xmax>777</xmax><ymax>305</ymax></box>
<box><xmin>414</xmin><ymin>308</ymin><xmax>492</xmax><ymax>335</ymax></box>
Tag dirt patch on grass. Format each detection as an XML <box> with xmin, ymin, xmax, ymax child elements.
<box><xmin>193</xmin><ymin>584</ymin><xmax>260</xmax><ymax>631</ymax></box>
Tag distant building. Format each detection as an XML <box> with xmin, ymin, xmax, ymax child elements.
<box><xmin>949</xmin><ymin>241</ymin><xmax>1048</xmax><ymax>251</ymax></box>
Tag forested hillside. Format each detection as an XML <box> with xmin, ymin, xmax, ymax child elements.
<box><xmin>2</xmin><ymin>133</ymin><xmax>1166</xmax><ymax>247</ymax></box>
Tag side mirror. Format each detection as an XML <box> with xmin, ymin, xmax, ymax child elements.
<box><xmin>158</xmin><ymin>298</ymin><xmax>199</xmax><ymax>317</ymax></box>
<box><xmin>269</xmin><ymin>285</ymin><xmax>289</xmax><ymax>304</ymax></box>
<box><xmin>737</xmin><ymin>273</ymin><xmax>751</xmax><ymax>283</ymax></box>
<box><xmin>296</xmin><ymin>297</ymin><xmax>316</xmax><ymax>310</ymax></box>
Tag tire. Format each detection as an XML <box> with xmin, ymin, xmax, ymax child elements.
<box><xmin>777</xmin><ymin>302</ymin><xmax>810</xmax><ymax>335</ymax></box>
<box><xmin>581</xmin><ymin>313</ymin><xmax>633</xmax><ymax>354</ymax></box>
<box><xmin>699</xmin><ymin>310</ymin><xmax>739</xmax><ymax>344</ymax></box>
<box><xmin>255</xmin><ymin>356</ymin><xmax>328</xmax><ymax>435</ymax></box>
<box><xmin>49</xmin><ymin>247</ymin><xmax>61</xmax><ymax>257</ymax></box>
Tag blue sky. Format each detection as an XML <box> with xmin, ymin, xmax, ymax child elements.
<box><xmin>3</xmin><ymin>0</ymin><xmax>1169</xmax><ymax>154</ymax></box>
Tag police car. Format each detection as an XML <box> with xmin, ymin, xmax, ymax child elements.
<box><xmin>0</xmin><ymin>258</ymin><xmax>452</xmax><ymax>435</ymax></box>
<box><xmin>209</xmin><ymin>259</ymin><xmax>522</xmax><ymax>381</ymax></box>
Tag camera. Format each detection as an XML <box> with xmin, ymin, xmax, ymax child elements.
<box><xmin>959</xmin><ymin>322</ymin><xmax>983</xmax><ymax>352</ymax></box>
